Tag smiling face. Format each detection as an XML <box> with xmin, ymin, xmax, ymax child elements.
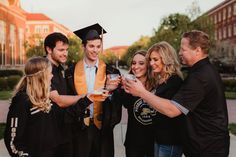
<box><xmin>47</xmin><ymin>41</ymin><xmax>69</xmax><ymax>65</ymax></box>
<box><xmin>84</xmin><ymin>39</ymin><xmax>102</xmax><ymax>64</ymax></box>
<box><xmin>149</xmin><ymin>51</ymin><xmax>164</xmax><ymax>75</ymax></box>
<box><xmin>131</xmin><ymin>54</ymin><xmax>147</xmax><ymax>79</ymax></box>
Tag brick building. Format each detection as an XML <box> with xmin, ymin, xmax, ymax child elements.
<box><xmin>206</xmin><ymin>0</ymin><xmax>236</xmax><ymax>66</ymax></box>
<box><xmin>0</xmin><ymin>0</ymin><xmax>71</xmax><ymax>68</ymax></box>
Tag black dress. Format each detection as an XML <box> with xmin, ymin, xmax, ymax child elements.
<box><xmin>4</xmin><ymin>91</ymin><xmax>59</xmax><ymax>157</ymax></box>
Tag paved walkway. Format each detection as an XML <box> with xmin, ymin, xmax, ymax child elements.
<box><xmin>0</xmin><ymin>100</ymin><xmax>236</xmax><ymax>157</ymax></box>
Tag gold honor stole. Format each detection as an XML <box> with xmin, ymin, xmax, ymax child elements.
<box><xmin>74</xmin><ymin>60</ymin><xmax>106</xmax><ymax>129</ymax></box>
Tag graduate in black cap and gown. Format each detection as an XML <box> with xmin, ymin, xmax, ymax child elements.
<box><xmin>65</xmin><ymin>23</ymin><xmax>122</xmax><ymax>157</ymax></box>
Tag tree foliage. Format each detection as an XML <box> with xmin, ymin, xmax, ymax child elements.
<box><xmin>25</xmin><ymin>34</ymin><xmax>45</xmax><ymax>58</ymax></box>
<box><xmin>25</xmin><ymin>40</ymin><xmax>45</xmax><ymax>58</ymax></box>
<box><xmin>149</xmin><ymin>13</ymin><xmax>191</xmax><ymax>52</ymax></box>
<box><xmin>121</xmin><ymin>36</ymin><xmax>149</xmax><ymax>66</ymax></box>
<box><xmin>67</xmin><ymin>36</ymin><xmax>83</xmax><ymax>65</ymax></box>
<box><xmin>100</xmin><ymin>50</ymin><xmax>118</xmax><ymax>65</ymax></box>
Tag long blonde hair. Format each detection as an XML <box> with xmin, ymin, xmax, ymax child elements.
<box><xmin>147</xmin><ymin>41</ymin><xmax>183</xmax><ymax>86</ymax></box>
<box><xmin>14</xmin><ymin>57</ymin><xmax>52</xmax><ymax>113</ymax></box>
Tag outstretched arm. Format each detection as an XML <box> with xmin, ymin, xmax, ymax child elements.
<box><xmin>50</xmin><ymin>90</ymin><xmax>85</xmax><ymax>108</ymax></box>
<box><xmin>124</xmin><ymin>79</ymin><xmax>182</xmax><ymax>118</ymax></box>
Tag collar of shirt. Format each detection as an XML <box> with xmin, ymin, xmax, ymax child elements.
<box><xmin>83</xmin><ymin>59</ymin><xmax>99</xmax><ymax>69</ymax></box>
<box><xmin>189</xmin><ymin>57</ymin><xmax>209</xmax><ymax>73</ymax></box>
<box><xmin>51</xmin><ymin>62</ymin><xmax>64</xmax><ymax>71</ymax></box>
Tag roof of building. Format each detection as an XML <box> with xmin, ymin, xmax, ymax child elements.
<box><xmin>206</xmin><ymin>0</ymin><xmax>235</xmax><ymax>15</ymax></box>
<box><xmin>25</xmin><ymin>13</ymin><xmax>52</xmax><ymax>21</ymax></box>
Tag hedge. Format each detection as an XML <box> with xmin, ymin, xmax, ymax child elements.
<box><xmin>0</xmin><ymin>69</ymin><xmax>23</xmax><ymax>77</ymax></box>
<box><xmin>223</xmin><ymin>79</ymin><xmax>236</xmax><ymax>92</ymax></box>
<box><xmin>0</xmin><ymin>75</ymin><xmax>21</xmax><ymax>90</ymax></box>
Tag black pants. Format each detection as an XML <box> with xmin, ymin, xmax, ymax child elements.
<box><xmin>35</xmin><ymin>148</ymin><xmax>56</xmax><ymax>157</ymax></box>
<box><xmin>126</xmin><ymin>146</ymin><xmax>154</xmax><ymax>157</ymax></box>
<box><xmin>73</xmin><ymin>123</ymin><xmax>101</xmax><ymax>157</ymax></box>
<box><xmin>55</xmin><ymin>141</ymin><xmax>73</xmax><ymax>157</ymax></box>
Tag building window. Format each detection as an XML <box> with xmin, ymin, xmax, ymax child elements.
<box><xmin>18</xmin><ymin>28</ymin><xmax>24</xmax><ymax>64</ymax></box>
<box><xmin>26</xmin><ymin>27</ymin><xmax>29</xmax><ymax>33</ymax></box>
<box><xmin>228</xmin><ymin>25</ymin><xmax>232</xmax><ymax>37</ymax></box>
<box><xmin>219</xmin><ymin>28</ymin><xmax>222</xmax><ymax>40</ymax></box>
<box><xmin>234</xmin><ymin>23</ymin><xmax>236</xmax><ymax>36</ymax></box>
<box><xmin>35</xmin><ymin>25</ymin><xmax>41</xmax><ymax>33</ymax></box>
<box><xmin>228</xmin><ymin>6</ymin><xmax>232</xmax><ymax>18</ymax></box>
<box><xmin>43</xmin><ymin>25</ymin><xmax>49</xmax><ymax>33</ymax></box>
<box><xmin>234</xmin><ymin>3</ymin><xmax>236</xmax><ymax>15</ymax></box>
<box><xmin>0</xmin><ymin>20</ymin><xmax>6</xmax><ymax>65</ymax></box>
<box><xmin>223</xmin><ymin>26</ymin><xmax>227</xmax><ymax>38</ymax></box>
<box><xmin>10</xmin><ymin>24</ymin><xmax>16</xmax><ymax>65</ymax></box>
<box><xmin>223</xmin><ymin>8</ymin><xmax>226</xmax><ymax>20</ymax></box>
<box><xmin>218</xmin><ymin>11</ymin><xmax>221</xmax><ymax>22</ymax></box>
<box><xmin>214</xmin><ymin>14</ymin><xmax>217</xmax><ymax>24</ymax></box>
<box><xmin>215</xmin><ymin>30</ymin><xmax>217</xmax><ymax>40</ymax></box>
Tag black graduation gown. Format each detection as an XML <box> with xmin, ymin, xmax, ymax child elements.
<box><xmin>65</xmin><ymin>63</ymin><xmax>122</xmax><ymax>157</ymax></box>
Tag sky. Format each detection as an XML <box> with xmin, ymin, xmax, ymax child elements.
<box><xmin>20</xmin><ymin>0</ymin><xmax>224</xmax><ymax>49</ymax></box>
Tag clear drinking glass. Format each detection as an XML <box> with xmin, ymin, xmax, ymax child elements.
<box><xmin>109</xmin><ymin>74</ymin><xmax>120</xmax><ymax>80</ymax></box>
<box><xmin>124</xmin><ymin>74</ymin><xmax>136</xmax><ymax>80</ymax></box>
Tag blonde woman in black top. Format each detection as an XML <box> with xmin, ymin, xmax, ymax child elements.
<box><xmin>123</xmin><ymin>42</ymin><xmax>184</xmax><ymax>157</ymax></box>
<box><xmin>4</xmin><ymin>57</ymin><xmax>59</xmax><ymax>157</ymax></box>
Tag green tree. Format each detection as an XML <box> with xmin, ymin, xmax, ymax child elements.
<box><xmin>99</xmin><ymin>50</ymin><xmax>118</xmax><ymax>65</ymax></box>
<box><xmin>121</xmin><ymin>36</ymin><xmax>150</xmax><ymax>66</ymax></box>
<box><xmin>25</xmin><ymin>41</ymin><xmax>45</xmax><ymax>58</ymax></box>
<box><xmin>25</xmin><ymin>34</ymin><xmax>45</xmax><ymax>58</ymax></box>
<box><xmin>149</xmin><ymin>13</ymin><xmax>191</xmax><ymax>51</ymax></box>
<box><xmin>191</xmin><ymin>14</ymin><xmax>215</xmax><ymax>45</ymax></box>
<box><xmin>67</xmin><ymin>36</ymin><xmax>83</xmax><ymax>65</ymax></box>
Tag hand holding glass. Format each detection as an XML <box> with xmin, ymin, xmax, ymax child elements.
<box><xmin>89</xmin><ymin>88</ymin><xmax>109</xmax><ymax>102</ymax></box>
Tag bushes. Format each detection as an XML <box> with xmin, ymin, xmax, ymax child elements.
<box><xmin>0</xmin><ymin>69</ymin><xmax>23</xmax><ymax>77</ymax></box>
<box><xmin>0</xmin><ymin>69</ymin><xmax>22</xmax><ymax>90</ymax></box>
<box><xmin>0</xmin><ymin>75</ymin><xmax>21</xmax><ymax>90</ymax></box>
<box><xmin>7</xmin><ymin>75</ymin><xmax>21</xmax><ymax>89</ymax></box>
<box><xmin>0</xmin><ymin>77</ymin><xmax>8</xmax><ymax>90</ymax></box>
<box><xmin>223</xmin><ymin>79</ymin><xmax>236</xmax><ymax>92</ymax></box>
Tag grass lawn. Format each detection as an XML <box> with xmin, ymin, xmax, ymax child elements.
<box><xmin>229</xmin><ymin>123</ymin><xmax>236</xmax><ymax>136</ymax></box>
<box><xmin>225</xmin><ymin>92</ymin><xmax>236</xmax><ymax>99</ymax></box>
<box><xmin>0</xmin><ymin>123</ymin><xmax>6</xmax><ymax>139</ymax></box>
<box><xmin>0</xmin><ymin>91</ymin><xmax>12</xmax><ymax>100</ymax></box>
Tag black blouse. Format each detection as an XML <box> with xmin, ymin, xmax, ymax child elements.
<box><xmin>154</xmin><ymin>75</ymin><xmax>184</xmax><ymax>145</ymax></box>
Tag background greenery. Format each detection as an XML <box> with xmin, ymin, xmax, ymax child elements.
<box><xmin>0</xmin><ymin>123</ymin><xmax>6</xmax><ymax>140</ymax></box>
<box><xmin>229</xmin><ymin>123</ymin><xmax>236</xmax><ymax>136</ymax></box>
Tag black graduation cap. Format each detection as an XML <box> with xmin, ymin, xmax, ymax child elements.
<box><xmin>73</xmin><ymin>23</ymin><xmax>107</xmax><ymax>43</ymax></box>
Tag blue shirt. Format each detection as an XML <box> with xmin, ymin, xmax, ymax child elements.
<box><xmin>84</xmin><ymin>59</ymin><xmax>99</xmax><ymax>117</ymax></box>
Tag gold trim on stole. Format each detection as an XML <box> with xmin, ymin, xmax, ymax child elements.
<box><xmin>74</xmin><ymin>60</ymin><xmax>106</xmax><ymax>129</ymax></box>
